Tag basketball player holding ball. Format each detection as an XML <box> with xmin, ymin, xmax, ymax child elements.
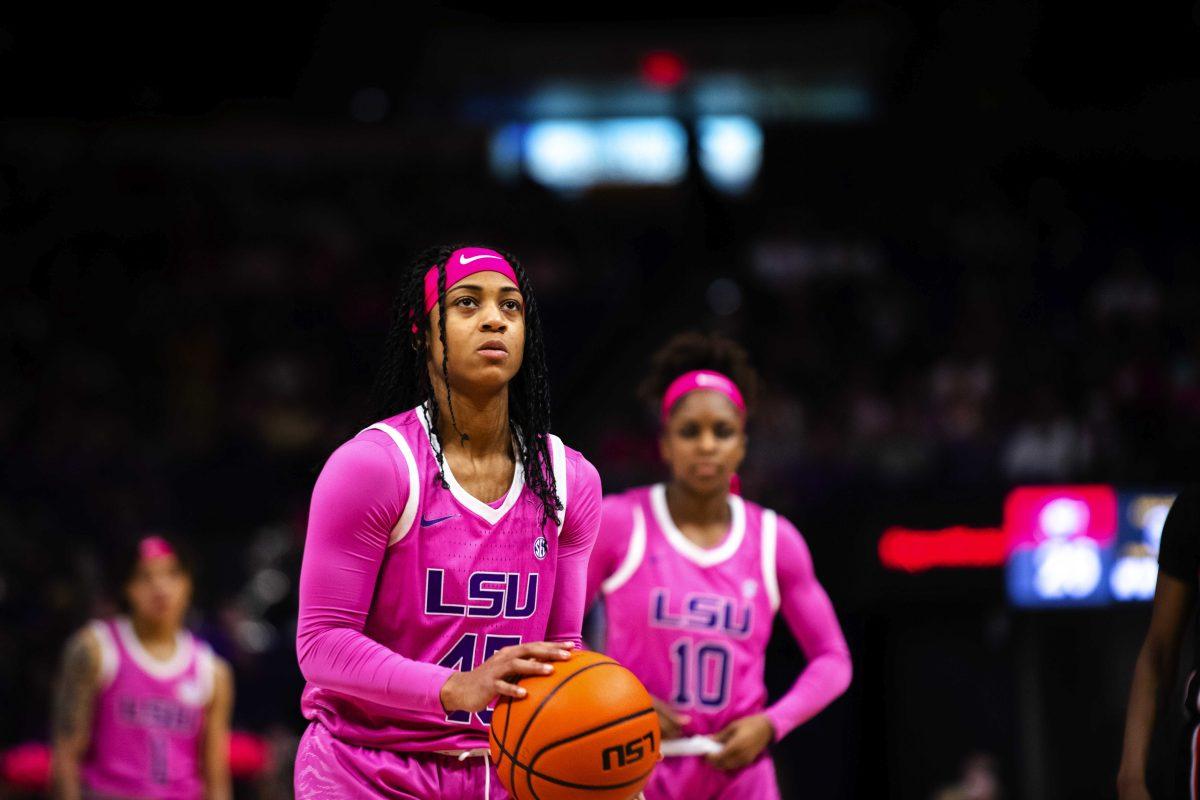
<box><xmin>294</xmin><ymin>245</ymin><xmax>602</xmax><ymax>799</ymax></box>
<box><xmin>586</xmin><ymin>333</ymin><xmax>853</xmax><ymax>800</ymax></box>
<box><xmin>50</xmin><ymin>534</ymin><xmax>233</xmax><ymax>800</ymax></box>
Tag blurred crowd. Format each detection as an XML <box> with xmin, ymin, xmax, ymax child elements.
<box><xmin>2</xmin><ymin>123</ymin><xmax>1198</xmax><ymax>797</ymax></box>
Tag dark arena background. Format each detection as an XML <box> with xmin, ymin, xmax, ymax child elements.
<box><xmin>3</xmin><ymin>2</ymin><xmax>1200</xmax><ymax>798</ymax></box>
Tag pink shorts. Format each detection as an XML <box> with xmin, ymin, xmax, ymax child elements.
<box><xmin>642</xmin><ymin>754</ymin><xmax>780</xmax><ymax>800</ymax></box>
<box><xmin>294</xmin><ymin>722</ymin><xmax>510</xmax><ymax>800</ymax></box>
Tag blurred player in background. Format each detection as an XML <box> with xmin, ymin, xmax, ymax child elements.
<box><xmin>50</xmin><ymin>534</ymin><xmax>233</xmax><ymax>800</ymax></box>
<box><xmin>294</xmin><ymin>245</ymin><xmax>601</xmax><ymax>798</ymax></box>
<box><xmin>1119</xmin><ymin>487</ymin><xmax>1198</xmax><ymax>800</ymax></box>
<box><xmin>586</xmin><ymin>332</ymin><xmax>852</xmax><ymax>800</ymax></box>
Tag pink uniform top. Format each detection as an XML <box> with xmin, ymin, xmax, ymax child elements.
<box><xmin>297</xmin><ymin>405</ymin><xmax>602</xmax><ymax>752</ymax></box>
<box><xmin>81</xmin><ymin>617</ymin><xmax>215</xmax><ymax>799</ymax></box>
<box><xmin>586</xmin><ymin>485</ymin><xmax>851</xmax><ymax>741</ymax></box>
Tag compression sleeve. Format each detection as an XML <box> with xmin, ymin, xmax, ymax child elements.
<box><xmin>544</xmin><ymin>451</ymin><xmax>603</xmax><ymax>648</ymax></box>
<box><xmin>763</xmin><ymin>515</ymin><xmax>853</xmax><ymax>741</ymax></box>
<box><xmin>295</xmin><ymin>437</ymin><xmax>454</xmax><ymax>715</ymax></box>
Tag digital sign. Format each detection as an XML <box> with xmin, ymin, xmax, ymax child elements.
<box><xmin>1004</xmin><ymin>486</ymin><xmax>1176</xmax><ymax>608</ymax></box>
<box><xmin>1109</xmin><ymin>491</ymin><xmax>1176</xmax><ymax>602</ymax></box>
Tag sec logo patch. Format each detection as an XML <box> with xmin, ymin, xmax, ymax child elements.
<box><xmin>533</xmin><ymin>535</ymin><xmax>548</xmax><ymax>560</ymax></box>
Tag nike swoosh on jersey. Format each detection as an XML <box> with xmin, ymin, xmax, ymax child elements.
<box><xmin>420</xmin><ymin>514</ymin><xmax>457</xmax><ymax>527</ymax></box>
<box><xmin>459</xmin><ymin>253</ymin><xmax>504</xmax><ymax>265</ymax></box>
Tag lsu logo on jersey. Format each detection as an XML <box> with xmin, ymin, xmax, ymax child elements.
<box><xmin>424</xmin><ymin>568</ymin><xmax>538</xmax><ymax>619</ymax></box>
<box><xmin>117</xmin><ymin>695</ymin><xmax>201</xmax><ymax>732</ymax></box>
<box><xmin>648</xmin><ymin>588</ymin><xmax>753</xmax><ymax>638</ymax></box>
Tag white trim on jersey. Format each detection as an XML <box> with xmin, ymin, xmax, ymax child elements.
<box><xmin>761</xmin><ymin>509</ymin><xmax>781</xmax><ymax>613</ymax></box>
<box><xmin>195</xmin><ymin>642</ymin><xmax>216</xmax><ymax>706</ymax></box>
<box><xmin>115</xmin><ymin>617</ymin><xmax>194</xmax><ymax>680</ymax></box>
<box><xmin>548</xmin><ymin>433</ymin><xmax>568</xmax><ymax>534</ymax></box>
<box><xmin>649</xmin><ymin>483</ymin><xmax>746</xmax><ymax>568</ymax></box>
<box><xmin>602</xmin><ymin>505</ymin><xmax>647</xmax><ymax>595</ymax></box>
<box><xmin>87</xmin><ymin>619</ymin><xmax>119</xmax><ymax>690</ymax></box>
<box><xmin>362</xmin><ymin>421</ymin><xmax>421</xmax><ymax>545</ymax></box>
<box><xmin>415</xmin><ymin>404</ymin><xmax>526</xmax><ymax>526</ymax></box>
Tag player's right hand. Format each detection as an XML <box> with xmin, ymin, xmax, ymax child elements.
<box><xmin>650</xmin><ymin>695</ymin><xmax>690</xmax><ymax>740</ymax></box>
<box><xmin>439</xmin><ymin>641</ymin><xmax>576</xmax><ymax>714</ymax></box>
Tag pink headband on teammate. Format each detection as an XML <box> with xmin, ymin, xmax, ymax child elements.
<box><xmin>138</xmin><ymin>535</ymin><xmax>175</xmax><ymax>562</ymax></box>
<box><xmin>660</xmin><ymin>369</ymin><xmax>746</xmax><ymax>423</ymax></box>
<box><xmin>423</xmin><ymin>247</ymin><xmax>519</xmax><ymax>314</ymax></box>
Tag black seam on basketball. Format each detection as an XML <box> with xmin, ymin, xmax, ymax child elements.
<box><xmin>506</xmin><ymin>660</ymin><xmax>615</xmax><ymax>793</ymax></box>
<box><xmin>491</xmin><ymin>738</ymin><xmax>658</xmax><ymax>795</ymax></box>
<box><xmin>527</xmin><ymin>707</ymin><xmax>656</xmax><ymax>791</ymax></box>
<box><xmin>522</xmin><ymin>764</ymin><xmax>658</xmax><ymax>792</ymax></box>
<box><xmin>526</xmin><ymin>755</ymin><xmax>540</xmax><ymax>800</ymax></box>
<box><xmin>488</xmin><ymin>705</ymin><xmax>657</xmax><ymax>790</ymax></box>
<box><xmin>529</xmin><ymin>706</ymin><xmax>655</xmax><ymax>762</ymax></box>
<box><xmin>505</xmin><ymin>659</ymin><xmax>617</xmax><ymax>795</ymax></box>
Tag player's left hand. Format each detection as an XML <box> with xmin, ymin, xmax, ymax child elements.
<box><xmin>705</xmin><ymin>714</ymin><xmax>775</xmax><ymax>771</ymax></box>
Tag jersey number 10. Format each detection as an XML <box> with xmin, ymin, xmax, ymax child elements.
<box><xmin>670</xmin><ymin>638</ymin><xmax>733</xmax><ymax>710</ymax></box>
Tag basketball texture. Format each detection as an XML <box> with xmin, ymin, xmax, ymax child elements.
<box><xmin>489</xmin><ymin>650</ymin><xmax>661</xmax><ymax>800</ymax></box>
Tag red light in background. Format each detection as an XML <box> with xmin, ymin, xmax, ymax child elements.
<box><xmin>1003</xmin><ymin>484</ymin><xmax>1118</xmax><ymax>554</ymax></box>
<box><xmin>641</xmin><ymin>51</ymin><xmax>687</xmax><ymax>89</ymax></box>
<box><xmin>878</xmin><ymin>525</ymin><xmax>1008</xmax><ymax>573</ymax></box>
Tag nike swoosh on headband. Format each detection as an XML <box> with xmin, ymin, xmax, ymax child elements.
<box><xmin>459</xmin><ymin>253</ymin><xmax>505</xmax><ymax>265</ymax></box>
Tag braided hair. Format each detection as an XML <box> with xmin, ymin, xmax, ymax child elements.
<box><xmin>369</xmin><ymin>245</ymin><xmax>561</xmax><ymax>524</ymax></box>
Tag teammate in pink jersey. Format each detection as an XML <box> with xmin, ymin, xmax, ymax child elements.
<box><xmin>586</xmin><ymin>333</ymin><xmax>852</xmax><ymax>800</ymax></box>
<box><xmin>294</xmin><ymin>245</ymin><xmax>602</xmax><ymax>799</ymax></box>
<box><xmin>50</xmin><ymin>534</ymin><xmax>234</xmax><ymax>800</ymax></box>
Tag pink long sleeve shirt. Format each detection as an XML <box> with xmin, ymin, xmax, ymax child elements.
<box><xmin>586</xmin><ymin>484</ymin><xmax>851</xmax><ymax>741</ymax></box>
<box><xmin>296</xmin><ymin>405</ymin><xmax>601</xmax><ymax>752</ymax></box>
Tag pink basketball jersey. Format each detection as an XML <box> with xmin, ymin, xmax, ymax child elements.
<box><xmin>300</xmin><ymin>405</ymin><xmax>574</xmax><ymax>752</ymax></box>
<box><xmin>596</xmin><ymin>484</ymin><xmax>781</xmax><ymax>735</ymax></box>
<box><xmin>81</xmin><ymin>618</ymin><xmax>214</xmax><ymax>799</ymax></box>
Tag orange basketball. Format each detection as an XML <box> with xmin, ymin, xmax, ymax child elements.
<box><xmin>489</xmin><ymin>650</ymin><xmax>661</xmax><ymax>800</ymax></box>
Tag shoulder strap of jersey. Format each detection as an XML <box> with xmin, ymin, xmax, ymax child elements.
<box><xmin>602</xmin><ymin>503</ymin><xmax>647</xmax><ymax>595</ymax></box>
<box><xmin>88</xmin><ymin>619</ymin><xmax>119</xmax><ymax>689</ymax></box>
<box><xmin>361</xmin><ymin>422</ymin><xmax>420</xmax><ymax>545</ymax></box>
<box><xmin>194</xmin><ymin>640</ymin><xmax>216</xmax><ymax>706</ymax></box>
<box><xmin>761</xmin><ymin>509</ymin><xmax>781</xmax><ymax>613</ymax></box>
<box><xmin>547</xmin><ymin>433</ymin><xmax>568</xmax><ymax>534</ymax></box>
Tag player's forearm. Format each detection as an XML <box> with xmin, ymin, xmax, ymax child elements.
<box><xmin>763</xmin><ymin>648</ymin><xmax>852</xmax><ymax>741</ymax></box>
<box><xmin>51</xmin><ymin>632</ymin><xmax>98</xmax><ymax>800</ymax></box>
<box><xmin>203</xmin><ymin>762</ymin><xmax>233</xmax><ymax>800</ymax></box>
<box><xmin>203</xmin><ymin>727</ymin><xmax>232</xmax><ymax>800</ymax></box>
<box><xmin>204</xmin><ymin>771</ymin><xmax>232</xmax><ymax>800</ymax></box>
<box><xmin>296</xmin><ymin>624</ymin><xmax>454</xmax><ymax>713</ymax></box>
<box><xmin>1118</xmin><ymin>639</ymin><xmax>1176</xmax><ymax>781</ymax></box>
<box><xmin>49</xmin><ymin>747</ymin><xmax>83</xmax><ymax>800</ymax></box>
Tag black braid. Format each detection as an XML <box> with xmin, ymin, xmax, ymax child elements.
<box><xmin>368</xmin><ymin>245</ymin><xmax>561</xmax><ymax>524</ymax></box>
<box><xmin>436</xmin><ymin>256</ymin><xmax>469</xmax><ymax>448</ymax></box>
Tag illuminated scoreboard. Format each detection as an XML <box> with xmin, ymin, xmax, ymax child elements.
<box><xmin>1004</xmin><ymin>486</ymin><xmax>1176</xmax><ymax>608</ymax></box>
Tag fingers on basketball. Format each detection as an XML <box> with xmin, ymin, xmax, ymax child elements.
<box><xmin>490</xmin><ymin>650</ymin><xmax>662</xmax><ymax>800</ymax></box>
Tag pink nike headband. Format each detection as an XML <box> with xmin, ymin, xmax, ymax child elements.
<box><xmin>661</xmin><ymin>369</ymin><xmax>746</xmax><ymax>423</ymax></box>
<box><xmin>423</xmin><ymin>247</ymin><xmax>519</xmax><ymax>315</ymax></box>
<box><xmin>138</xmin><ymin>535</ymin><xmax>175</xmax><ymax>562</ymax></box>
